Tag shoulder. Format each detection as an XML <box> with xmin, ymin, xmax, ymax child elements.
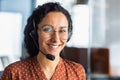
<box><xmin>62</xmin><ymin>59</ymin><xmax>86</xmax><ymax>79</ymax></box>
<box><xmin>63</xmin><ymin>59</ymin><xmax>84</xmax><ymax>70</ymax></box>
<box><xmin>6</xmin><ymin>57</ymin><xmax>35</xmax><ymax>70</ymax></box>
<box><xmin>2</xmin><ymin>57</ymin><xmax>36</xmax><ymax>75</ymax></box>
<box><xmin>1</xmin><ymin>57</ymin><xmax>36</xmax><ymax>79</ymax></box>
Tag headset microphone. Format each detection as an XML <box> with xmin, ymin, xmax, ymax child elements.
<box><xmin>39</xmin><ymin>49</ymin><xmax>55</xmax><ymax>61</ymax></box>
<box><xmin>29</xmin><ymin>21</ymin><xmax>55</xmax><ymax>61</ymax></box>
<box><xmin>46</xmin><ymin>54</ymin><xmax>55</xmax><ymax>61</ymax></box>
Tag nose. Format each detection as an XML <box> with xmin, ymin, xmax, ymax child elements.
<box><xmin>51</xmin><ymin>31</ymin><xmax>60</xmax><ymax>42</ymax></box>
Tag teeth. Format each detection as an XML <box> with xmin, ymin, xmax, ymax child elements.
<box><xmin>49</xmin><ymin>45</ymin><xmax>58</xmax><ymax>48</ymax></box>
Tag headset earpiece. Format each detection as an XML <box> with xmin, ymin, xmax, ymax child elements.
<box><xmin>29</xmin><ymin>30</ymin><xmax>35</xmax><ymax>39</ymax></box>
<box><xmin>67</xmin><ymin>22</ymin><xmax>72</xmax><ymax>42</ymax></box>
<box><xmin>29</xmin><ymin>29</ymin><xmax>39</xmax><ymax>48</ymax></box>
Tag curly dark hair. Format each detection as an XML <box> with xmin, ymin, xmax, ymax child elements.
<box><xmin>24</xmin><ymin>2</ymin><xmax>73</xmax><ymax>57</ymax></box>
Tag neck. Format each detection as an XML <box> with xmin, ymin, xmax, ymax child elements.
<box><xmin>37</xmin><ymin>53</ymin><xmax>60</xmax><ymax>70</ymax></box>
<box><xmin>37</xmin><ymin>53</ymin><xmax>60</xmax><ymax>80</ymax></box>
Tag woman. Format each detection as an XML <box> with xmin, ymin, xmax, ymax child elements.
<box><xmin>1</xmin><ymin>2</ymin><xmax>86</xmax><ymax>80</ymax></box>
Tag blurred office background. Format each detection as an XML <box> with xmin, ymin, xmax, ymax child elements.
<box><xmin>0</xmin><ymin>0</ymin><xmax>120</xmax><ymax>79</ymax></box>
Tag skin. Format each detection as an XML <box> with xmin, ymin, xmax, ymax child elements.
<box><xmin>37</xmin><ymin>12</ymin><xmax>69</xmax><ymax>79</ymax></box>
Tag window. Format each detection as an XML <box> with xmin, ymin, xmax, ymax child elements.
<box><xmin>0</xmin><ymin>12</ymin><xmax>22</xmax><ymax>70</ymax></box>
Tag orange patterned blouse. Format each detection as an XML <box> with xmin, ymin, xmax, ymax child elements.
<box><xmin>1</xmin><ymin>56</ymin><xmax>86</xmax><ymax>80</ymax></box>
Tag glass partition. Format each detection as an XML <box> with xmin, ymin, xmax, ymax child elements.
<box><xmin>89</xmin><ymin>0</ymin><xmax>120</xmax><ymax>79</ymax></box>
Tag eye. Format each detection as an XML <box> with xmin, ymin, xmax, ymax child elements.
<box><xmin>59</xmin><ymin>29</ymin><xmax>67</xmax><ymax>33</ymax></box>
<box><xmin>42</xmin><ymin>25</ymin><xmax>53</xmax><ymax>32</ymax></box>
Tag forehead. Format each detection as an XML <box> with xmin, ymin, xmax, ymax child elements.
<box><xmin>44</xmin><ymin>12</ymin><xmax>67</xmax><ymax>19</ymax></box>
<box><xmin>38</xmin><ymin>12</ymin><xmax>68</xmax><ymax>28</ymax></box>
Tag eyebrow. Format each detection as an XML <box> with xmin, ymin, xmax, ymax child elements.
<box><xmin>60</xmin><ymin>26</ymin><xmax>68</xmax><ymax>28</ymax></box>
<box><xmin>41</xmin><ymin>24</ymin><xmax>53</xmax><ymax>28</ymax></box>
<box><xmin>41</xmin><ymin>24</ymin><xmax>68</xmax><ymax>28</ymax></box>
<box><xmin>60</xmin><ymin>27</ymin><xmax>68</xmax><ymax>30</ymax></box>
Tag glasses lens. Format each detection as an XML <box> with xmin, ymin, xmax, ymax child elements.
<box><xmin>42</xmin><ymin>25</ymin><xmax>53</xmax><ymax>33</ymax></box>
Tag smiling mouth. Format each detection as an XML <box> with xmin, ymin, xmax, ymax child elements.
<box><xmin>49</xmin><ymin>45</ymin><xmax>59</xmax><ymax>49</ymax></box>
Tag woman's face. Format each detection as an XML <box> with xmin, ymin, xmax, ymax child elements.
<box><xmin>37</xmin><ymin>12</ymin><xmax>68</xmax><ymax>57</ymax></box>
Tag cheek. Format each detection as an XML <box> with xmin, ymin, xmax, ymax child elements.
<box><xmin>62</xmin><ymin>34</ymin><xmax>68</xmax><ymax>45</ymax></box>
<box><xmin>61</xmin><ymin>34</ymin><xmax>69</xmax><ymax>42</ymax></box>
<box><xmin>38</xmin><ymin>33</ymin><xmax>52</xmax><ymax>46</ymax></box>
<box><xmin>38</xmin><ymin>34</ymin><xmax>47</xmax><ymax>46</ymax></box>
<box><xmin>61</xmin><ymin>39</ymin><xmax>68</xmax><ymax>46</ymax></box>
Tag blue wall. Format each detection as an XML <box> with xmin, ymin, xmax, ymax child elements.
<box><xmin>0</xmin><ymin>0</ymin><xmax>35</xmax><ymax>30</ymax></box>
<box><xmin>0</xmin><ymin>0</ymin><xmax>36</xmax><ymax>59</ymax></box>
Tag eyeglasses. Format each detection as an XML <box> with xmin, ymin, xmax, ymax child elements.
<box><xmin>38</xmin><ymin>25</ymin><xmax>68</xmax><ymax>40</ymax></box>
